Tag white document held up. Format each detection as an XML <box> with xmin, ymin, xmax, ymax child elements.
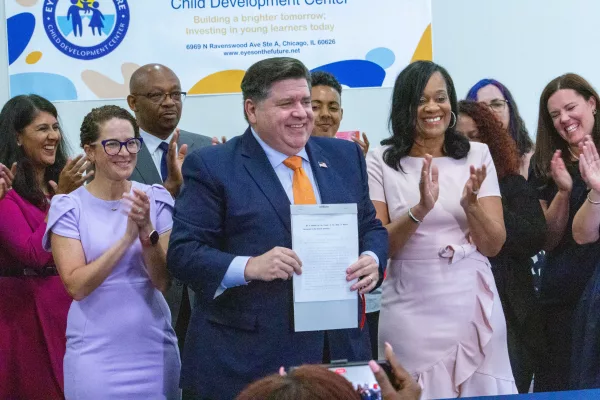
<box><xmin>292</xmin><ymin>204</ymin><xmax>359</xmax><ymax>303</ymax></box>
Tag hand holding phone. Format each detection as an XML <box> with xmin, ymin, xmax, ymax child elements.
<box><xmin>326</xmin><ymin>360</ymin><xmax>393</xmax><ymax>399</ymax></box>
<box><xmin>369</xmin><ymin>343</ymin><xmax>422</xmax><ymax>400</ymax></box>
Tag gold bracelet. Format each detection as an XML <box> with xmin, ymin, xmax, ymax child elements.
<box><xmin>408</xmin><ymin>207</ymin><xmax>422</xmax><ymax>224</ymax></box>
<box><xmin>587</xmin><ymin>192</ymin><xmax>600</xmax><ymax>205</ymax></box>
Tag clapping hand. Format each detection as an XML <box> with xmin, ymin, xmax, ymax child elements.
<box><xmin>212</xmin><ymin>136</ymin><xmax>227</xmax><ymax>145</ymax></box>
<box><xmin>418</xmin><ymin>154</ymin><xmax>439</xmax><ymax>213</ymax></box>
<box><xmin>163</xmin><ymin>128</ymin><xmax>188</xmax><ymax>198</ymax></box>
<box><xmin>461</xmin><ymin>165</ymin><xmax>486</xmax><ymax>210</ymax></box>
<box><xmin>0</xmin><ymin>162</ymin><xmax>17</xmax><ymax>201</ymax></box>
<box><xmin>122</xmin><ymin>188</ymin><xmax>154</xmax><ymax>243</ymax></box>
<box><xmin>579</xmin><ymin>136</ymin><xmax>600</xmax><ymax>192</ymax></box>
<box><xmin>49</xmin><ymin>155</ymin><xmax>93</xmax><ymax>195</ymax></box>
<box><xmin>550</xmin><ymin>150</ymin><xmax>573</xmax><ymax>193</ymax></box>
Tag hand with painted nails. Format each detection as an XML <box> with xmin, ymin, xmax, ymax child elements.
<box><xmin>369</xmin><ymin>343</ymin><xmax>421</xmax><ymax>400</ymax></box>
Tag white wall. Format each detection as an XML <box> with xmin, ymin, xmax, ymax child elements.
<box><xmin>3</xmin><ymin>0</ymin><xmax>600</xmax><ymax>153</ymax></box>
<box><xmin>432</xmin><ymin>0</ymin><xmax>600</xmax><ymax>141</ymax></box>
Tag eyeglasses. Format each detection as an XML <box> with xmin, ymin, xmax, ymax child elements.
<box><xmin>92</xmin><ymin>138</ymin><xmax>144</xmax><ymax>156</ymax></box>
<box><xmin>484</xmin><ymin>99</ymin><xmax>509</xmax><ymax>113</ymax></box>
<box><xmin>132</xmin><ymin>91</ymin><xmax>187</xmax><ymax>104</ymax></box>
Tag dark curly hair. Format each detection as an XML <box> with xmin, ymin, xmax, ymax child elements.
<box><xmin>382</xmin><ymin>61</ymin><xmax>470</xmax><ymax>171</ymax></box>
<box><xmin>458</xmin><ymin>101</ymin><xmax>520</xmax><ymax>179</ymax></box>
<box><xmin>236</xmin><ymin>365</ymin><xmax>360</xmax><ymax>400</ymax></box>
<box><xmin>80</xmin><ymin>105</ymin><xmax>139</xmax><ymax>148</ymax></box>
<box><xmin>0</xmin><ymin>95</ymin><xmax>69</xmax><ymax>209</ymax></box>
<box><xmin>311</xmin><ymin>71</ymin><xmax>342</xmax><ymax>97</ymax></box>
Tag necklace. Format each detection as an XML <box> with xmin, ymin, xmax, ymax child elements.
<box><xmin>568</xmin><ymin>147</ymin><xmax>580</xmax><ymax>161</ymax></box>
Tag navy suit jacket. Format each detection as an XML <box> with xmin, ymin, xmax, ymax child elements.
<box><xmin>167</xmin><ymin>127</ymin><xmax>388</xmax><ymax>399</ymax></box>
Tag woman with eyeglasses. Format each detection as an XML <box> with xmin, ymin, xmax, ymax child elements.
<box><xmin>467</xmin><ymin>79</ymin><xmax>534</xmax><ymax>179</ymax></box>
<box><xmin>0</xmin><ymin>95</ymin><xmax>89</xmax><ymax>399</ymax></box>
<box><xmin>457</xmin><ymin>100</ymin><xmax>546</xmax><ymax>394</ymax></box>
<box><xmin>43</xmin><ymin>105</ymin><xmax>181</xmax><ymax>399</ymax></box>
<box><xmin>528</xmin><ymin>74</ymin><xmax>600</xmax><ymax>392</ymax></box>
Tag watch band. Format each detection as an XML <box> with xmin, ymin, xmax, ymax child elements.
<box><xmin>141</xmin><ymin>230</ymin><xmax>159</xmax><ymax>247</ymax></box>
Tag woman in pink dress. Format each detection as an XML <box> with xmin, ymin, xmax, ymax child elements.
<box><xmin>0</xmin><ymin>95</ymin><xmax>90</xmax><ymax>399</ymax></box>
<box><xmin>366</xmin><ymin>61</ymin><xmax>517</xmax><ymax>399</ymax></box>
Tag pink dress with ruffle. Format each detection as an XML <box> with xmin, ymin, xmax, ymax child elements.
<box><xmin>367</xmin><ymin>143</ymin><xmax>518</xmax><ymax>399</ymax></box>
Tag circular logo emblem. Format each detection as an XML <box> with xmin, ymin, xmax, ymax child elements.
<box><xmin>43</xmin><ymin>0</ymin><xmax>130</xmax><ymax>60</ymax></box>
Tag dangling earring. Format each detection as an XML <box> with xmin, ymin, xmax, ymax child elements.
<box><xmin>449</xmin><ymin>111</ymin><xmax>457</xmax><ymax>128</ymax></box>
<box><xmin>593</xmin><ymin>109</ymin><xmax>597</xmax><ymax>115</ymax></box>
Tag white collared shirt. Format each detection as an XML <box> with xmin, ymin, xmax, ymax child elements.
<box><xmin>215</xmin><ymin>128</ymin><xmax>378</xmax><ymax>297</ymax></box>
<box><xmin>139</xmin><ymin>129</ymin><xmax>175</xmax><ymax>176</ymax></box>
<box><xmin>250</xmin><ymin>127</ymin><xmax>322</xmax><ymax>204</ymax></box>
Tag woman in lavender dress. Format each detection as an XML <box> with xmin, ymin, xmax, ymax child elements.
<box><xmin>43</xmin><ymin>105</ymin><xmax>180</xmax><ymax>399</ymax></box>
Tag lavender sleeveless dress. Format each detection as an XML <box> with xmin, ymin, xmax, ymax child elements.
<box><xmin>43</xmin><ymin>182</ymin><xmax>181</xmax><ymax>399</ymax></box>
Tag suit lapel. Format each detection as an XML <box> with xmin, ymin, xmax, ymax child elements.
<box><xmin>241</xmin><ymin>128</ymin><xmax>292</xmax><ymax>233</ymax></box>
<box><xmin>135</xmin><ymin>144</ymin><xmax>162</xmax><ymax>184</ymax></box>
<box><xmin>179</xmin><ymin>130</ymin><xmax>196</xmax><ymax>152</ymax></box>
<box><xmin>306</xmin><ymin>139</ymin><xmax>347</xmax><ymax>204</ymax></box>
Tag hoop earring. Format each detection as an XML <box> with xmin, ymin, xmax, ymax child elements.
<box><xmin>449</xmin><ymin>111</ymin><xmax>457</xmax><ymax>128</ymax></box>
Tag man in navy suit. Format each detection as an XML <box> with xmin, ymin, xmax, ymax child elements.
<box><xmin>167</xmin><ymin>57</ymin><xmax>388</xmax><ymax>400</ymax></box>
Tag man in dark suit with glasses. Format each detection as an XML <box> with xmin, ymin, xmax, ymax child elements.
<box><xmin>127</xmin><ymin>63</ymin><xmax>212</xmax><ymax>353</ymax></box>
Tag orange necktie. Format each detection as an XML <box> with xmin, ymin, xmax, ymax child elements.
<box><xmin>283</xmin><ymin>156</ymin><xmax>317</xmax><ymax>205</ymax></box>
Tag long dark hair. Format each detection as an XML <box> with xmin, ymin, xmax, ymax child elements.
<box><xmin>466</xmin><ymin>78</ymin><xmax>533</xmax><ymax>156</ymax></box>
<box><xmin>533</xmin><ymin>73</ymin><xmax>600</xmax><ymax>180</ymax></box>
<box><xmin>0</xmin><ymin>95</ymin><xmax>69</xmax><ymax>209</ymax></box>
<box><xmin>382</xmin><ymin>61</ymin><xmax>469</xmax><ymax>171</ymax></box>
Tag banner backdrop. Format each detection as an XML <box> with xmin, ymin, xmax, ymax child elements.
<box><xmin>5</xmin><ymin>0</ymin><xmax>432</xmax><ymax>101</ymax></box>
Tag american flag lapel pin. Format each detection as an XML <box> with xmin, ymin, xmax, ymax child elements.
<box><xmin>318</xmin><ymin>161</ymin><xmax>328</xmax><ymax>168</ymax></box>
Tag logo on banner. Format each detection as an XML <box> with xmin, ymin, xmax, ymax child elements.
<box><xmin>43</xmin><ymin>0</ymin><xmax>130</xmax><ymax>60</ymax></box>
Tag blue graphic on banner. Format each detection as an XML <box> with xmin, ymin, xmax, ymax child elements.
<box><xmin>366</xmin><ymin>47</ymin><xmax>396</xmax><ymax>69</ymax></box>
<box><xmin>43</xmin><ymin>0</ymin><xmax>130</xmax><ymax>60</ymax></box>
<box><xmin>10</xmin><ymin>72</ymin><xmax>78</xmax><ymax>100</ymax></box>
<box><xmin>7</xmin><ymin>13</ymin><xmax>36</xmax><ymax>65</ymax></box>
<box><xmin>312</xmin><ymin>60</ymin><xmax>386</xmax><ymax>88</ymax></box>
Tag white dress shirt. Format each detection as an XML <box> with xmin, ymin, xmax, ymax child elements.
<box><xmin>215</xmin><ymin>128</ymin><xmax>378</xmax><ymax>297</ymax></box>
<box><xmin>139</xmin><ymin>129</ymin><xmax>175</xmax><ymax>177</ymax></box>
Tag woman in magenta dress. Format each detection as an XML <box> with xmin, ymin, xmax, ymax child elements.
<box><xmin>367</xmin><ymin>61</ymin><xmax>517</xmax><ymax>398</ymax></box>
<box><xmin>44</xmin><ymin>105</ymin><xmax>180</xmax><ymax>399</ymax></box>
<box><xmin>0</xmin><ymin>95</ymin><xmax>89</xmax><ymax>399</ymax></box>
